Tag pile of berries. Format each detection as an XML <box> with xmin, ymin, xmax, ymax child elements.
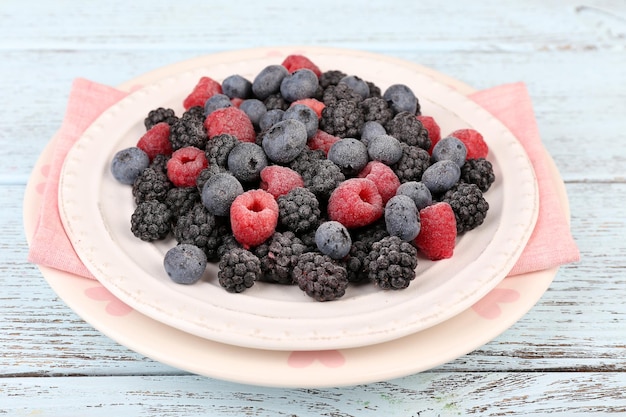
<box><xmin>110</xmin><ymin>54</ymin><xmax>495</xmax><ymax>302</ymax></box>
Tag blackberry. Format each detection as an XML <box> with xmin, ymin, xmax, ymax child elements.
<box><xmin>277</xmin><ymin>187</ymin><xmax>321</xmax><ymax>234</ymax></box>
<box><xmin>319</xmin><ymin>70</ymin><xmax>347</xmax><ymax>89</ymax></box>
<box><xmin>218</xmin><ymin>248</ymin><xmax>261</xmax><ymax>293</ymax></box>
<box><xmin>254</xmin><ymin>231</ymin><xmax>307</xmax><ymax>284</ymax></box>
<box><xmin>386</xmin><ymin>112</ymin><xmax>431</xmax><ymax>150</ymax></box>
<box><xmin>300</xmin><ymin>159</ymin><xmax>345</xmax><ymax>201</ymax></box>
<box><xmin>144</xmin><ymin>107</ymin><xmax>178</xmax><ymax>130</ymax></box>
<box><xmin>217</xmin><ymin>233</ymin><xmax>243</xmax><ymax>259</ymax></box>
<box><xmin>132</xmin><ymin>166</ymin><xmax>172</xmax><ymax>204</ymax></box>
<box><xmin>460</xmin><ymin>158</ymin><xmax>496</xmax><ymax>192</ymax></box>
<box><xmin>173</xmin><ymin>202</ymin><xmax>224</xmax><ymax>261</ymax></box>
<box><xmin>130</xmin><ymin>200</ymin><xmax>172</xmax><ymax>242</ymax></box>
<box><xmin>288</xmin><ymin>148</ymin><xmax>326</xmax><ymax>176</ymax></box>
<box><xmin>343</xmin><ymin>240</ymin><xmax>371</xmax><ymax>283</ymax></box>
<box><xmin>351</xmin><ymin>220</ymin><xmax>390</xmax><ymax>248</ymax></box>
<box><xmin>321</xmin><ymin>83</ymin><xmax>362</xmax><ymax>106</ymax></box>
<box><xmin>320</xmin><ymin>99</ymin><xmax>365</xmax><ymax>138</ymax></box>
<box><xmin>264</xmin><ymin>93</ymin><xmax>290</xmax><ymax>111</ymax></box>
<box><xmin>297</xmin><ymin>229</ymin><xmax>318</xmax><ymax>252</ymax></box>
<box><xmin>165</xmin><ymin>186</ymin><xmax>200</xmax><ymax>221</ymax></box>
<box><xmin>390</xmin><ymin>144</ymin><xmax>431</xmax><ymax>183</ymax></box>
<box><xmin>183</xmin><ymin>105</ymin><xmax>205</xmax><ymax>122</ymax></box>
<box><xmin>292</xmin><ymin>252</ymin><xmax>349</xmax><ymax>302</ymax></box>
<box><xmin>440</xmin><ymin>183</ymin><xmax>490</xmax><ymax>234</ymax></box>
<box><xmin>149</xmin><ymin>154</ymin><xmax>170</xmax><ymax>174</ymax></box>
<box><xmin>367</xmin><ymin>236</ymin><xmax>418</xmax><ymax>290</ymax></box>
<box><xmin>366</xmin><ymin>81</ymin><xmax>382</xmax><ymax>98</ymax></box>
<box><xmin>205</xmin><ymin>133</ymin><xmax>239</xmax><ymax>168</ymax></box>
<box><xmin>359</xmin><ymin>96</ymin><xmax>394</xmax><ymax>126</ymax></box>
<box><xmin>169</xmin><ymin>112</ymin><xmax>208</xmax><ymax>151</ymax></box>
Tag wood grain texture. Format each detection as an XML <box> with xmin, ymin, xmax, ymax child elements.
<box><xmin>1</xmin><ymin>0</ymin><xmax>625</xmax><ymax>414</ymax></box>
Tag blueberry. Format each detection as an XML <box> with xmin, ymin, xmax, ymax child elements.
<box><xmin>222</xmin><ymin>74</ymin><xmax>252</xmax><ymax>99</ymax></box>
<box><xmin>201</xmin><ymin>172</ymin><xmax>244</xmax><ymax>216</ymax></box>
<box><xmin>239</xmin><ymin>99</ymin><xmax>267</xmax><ymax>129</ymax></box>
<box><xmin>396</xmin><ymin>181</ymin><xmax>432</xmax><ymax>210</ymax></box>
<box><xmin>360</xmin><ymin>121</ymin><xmax>386</xmax><ymax>146</ymax></box>
<box><xmin>315</xmin><ymin>221</ymin><xmax>352</xmax><ymax>259</ymax></box>
<box><xmin>163</xmin><ymin>244</ymin><xmax>207</xmax><ymax>285</ymax></box>
<box><xmin>259</xmin><ymin>109</ymin><xmax>285</xmax><ymax>131</ymax></box>
<box><xmin>384</xmin><ymin>195</ymin><xmax>421</xmax><ymax>242</ymax></box>
<box><xmin>252</xmin><ymin>64</ymin><xmax>289</xmax><ymax>100</ymax></box>
<box><xmin>327</xmin><ymin>138</ymin><xmax>369</xmax><ymax>176</ymax></box>
<box><xmin>339</xmin><ymin>75</ymin><xmax>370</xmax><ymax>100</ymax></box>
<box><xmin>383</xmin><ymin>84</ymin><xmax>419</xmax><ymax>115</ymax></box>
<box><xmin>227</xmin><ymin>142</ymin><xmax>268</xmax><ymax>183</ymax></box>
<box><xmin>282</xmin><ymin>104</ymin><xmax>319</xmax><ymax>138</ymax></box>
<box><xmin>432</xmin><ymin>136</ymin><xmax>467</xmax><ymax>167</ymax></box>
<box><xmin>203</xmin><ymin>93</ymin><xmax>233</xmax><ymax>116</ymax></box>
<box><xmin>280</xmin><ymin>69</ymin><xmax>319</xmax><ymax>102</ymax></box>
<box><xmin>260</xmin><ymin>119</ymin><xmax>308</xmax><ymax>164</ymax></box>
<box><xmin>421</xmin><ymin>160</ymin><xmax>461</xmax><ymax>194</ymax></box>
<box><xmin>110</xmin><ymin>147</ymin><xmax>149</xmax><ymax>185</ymax></box>
<box><xmin>367</xmin><ymin>134</ymin><xmax>403</xmax><ymax>165</ymax></box>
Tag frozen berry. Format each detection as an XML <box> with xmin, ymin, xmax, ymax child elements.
<box><xmin>327</xmin><ymin>138</ymin><xmax>369</xmax><ymax>176</ymax></box>
<box><xmin>460</xmin><ymin>158</ymin><xmax>496</xmax><ymax>192</ymax></box>
<box><xmin>417</xmin><ymin>115</ymin><xmax>441</xmax><ymax>153</ymax></box>
<box><xmin>170</xmin><ymin>112</ymin><xmax>207</xmax><ymax>151</ymax></box>
<box><xmin>204</xmin><ymin>106</ymin><xmax>256</xmax><ymax>143</ymax></box>
<box><xmin>367</xmin><ymin>134</ymin><xmax>403</xmax><ymax>165</ymax></box>
<box><xmin>368</xmin><ymin>236</ymin><xmax>418</xmax><ymax>290</ymax></box>
<box><xmin>227</xmin><ymin>142</ymin><xmax>268</xmax><ymax>183</ymax></box>
<box><xmin>201</xmin><ymin>172</ymin><xmax>244</xmax><ymax>216</ymax></box>
<box><xmin>281</xmin><ymin>54</ymin><xmax>322</xmax><ymax>77</ymax></box>
<box><xmin>221</xmin><ymin>74</ymin><xmax>253</xmax><ymax>99</ymax></box>
<box><xmin>414</xmin><ymin>202</ymin><xmax>457</xmax><ymax>260</ymax></box>
<box><xmin>290</xmin><ymin>98</ymin><xmax>325</xmax><ymax>118</ymax></box>
<box><xmin>239</xmin><ymin>99</ymin><xmax>267</xmax><ymax>129</ymax></box>
<box><xmin>421</xmin><ymin>160</ymin><xmax>461</xmax><ymax>194</ymax></box>
<box><xmin>218</xmin><ymin>248</ymin><xmax>261</xmax><ymax>293</ymax></box>
<box><xmin>307</xmin><ymin>129</ymin><xmax>340</xmax><ymax>156</ymax></box>
<box><xmin>327</xmin><ymin>178</ymin><xmax>383</xmax><ymax>229</ymax></box>
<box><xmin>280</xmin><ymin>69</ymin><xmax>320</xmax><ymax>102</ymax></box>
<box><xmin>111</xmin><ymin>147</ymin><xmax>150</xmax><ymax>185</ymax></box>
<box><xmin>384</xmin><ymin>195</ymin><xmax>420</xmax><ymax>242</ymax></box>
<box><xmin>320</xmin><ymin>99</ymin><xmax>364</xmax><ymax>138</ymax></box>
<box><xmin>292</xmin><ymin>252</ymin><xmax>349</xmax><ymax>302</ymax></box>
<box><xmin>357</xmin><ymin>161</ymin><xmax>401</xmax><ymax>204</ymax></box>
<box><xmin>360</xmin><ymin>121</ymin><xmax>386</xmax><ymax>146</ymax></box>
<box><xmin>386</xmin><ymin>112</ymin><xmax>430</xmax><ymax>150</ymax></box>
<box><xmin>254</xmin><ymin>231</ymin><xmax>307</xmax><ymax>284</ymax></box>
<box><xmin>277</xmin><ymin>187</ymin><xmax>321</xmax><ymax>234</ymax></box>
<box><xmin>252</xmin><ymin>64</ymin><xmax>289</xmax><ymax>100</ymax></box>
<box><xmin>359</xmin><ymin>96</ymin><xmax>394</xmax><ymax>126</ymax></box>
<box><xmin>396</xmin><ymin>181</ymin><xmax>432</xmax><ymax>210</ymax></box>
<box><xmin>204</xmin><ymin>133</ymin><xmax>238</xmax><ymax>169</ymax></box>
<box><xmin>260</xmin><ymin>119</ymin><xmax>308</xmax><ymax>164</ymax></box>
<box><xmin>391</xmin><ymin>144</ymin><xmax>431</xmax><ymax>184</ymax></box>
<box><xmin>166</xmin><ymin>146</ymin><xmax>208</xmax><ymax>188</ymax></box>
<box><xmin>144</xmin><ymin>107</ymin><xmax>178</xmax><ymax>130</ymax></box>
<box><xmin>259</xmin><ymin>165</ymin><xmax>304</xmax><ymax>198</ymax></box>
<box><xmin>130</xmin><ymin>200</ymin><xmax>172</xmax><ymax>242</ymax></box>
<box><xmin>383</xmin><ymin>84</ymin><xmax>419</xmax><ymax>115</ymax></box>
<box><xmin>183</xmin><ymin>76</ymin><xmax>222</xmax><ymax>110</ymax></box>
<box><xmin>136</xmin><ymin>122</ymin><xmax>172</xmax><ymax>162</ymax></box>
<box><xmin>432</xmin><ymin>136</ymin><xmax>467</xmax><ymax>167</ymax></box>
<box><xmin>203</xmin><ymin>93</ymin><xmax>233</xmax><ymax>116</ymax></box>
<box><xmin>283</xmin><ymin>104</ymin><xmax>319</xmax><ymax>138</ymax></box>
<box><xmin>339</xmin><ymin>75</ymin><xmax>370</xmax><ymax>100</ymax></box>
<box><xmin>164</xmin><ymin>244</ymin><xmax>207</xmax><ymax>285</ymax></box>
<box><xmin>230</xmin><ymin>189</ymin><xmax>279</xmax><ymax>248</ymax></box>
<box><xmin>441</xmin><ymin>183</ymin><xmax>489</xmax><ymax>234</ymax></box>
<box><xmin>258</xmin><ymin>109</ymin><xmax>285</xmax><ymax>132</ymax></box>
<box><xmin>449</xmin><ymin>128</ymin><xmax>488</xmax><ymax>159</ymax></box>
<box><xmin>315</xmin><ymin>221</ymin><xmax>352</xmax><ymax>259</ymax></box>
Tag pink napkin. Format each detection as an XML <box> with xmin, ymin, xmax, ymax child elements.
<box><xmin>27</xmin><ymin>79</ymin><xmax>579</xmax><ymax>279</ymax></box>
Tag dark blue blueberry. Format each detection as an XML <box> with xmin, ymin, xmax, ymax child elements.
<box><xmin>110</xmin><ymin>147</ymin><xmax>150</xmax><ymax>185</ymax></box>
<box><xmin>282</xmin><ymin>104</ymin><xmax>319</xmax><ymax>138</ymax></box>
<box><xmin>327</xmin><ymin>138</ymin><xmax>369</xmax><ymax>176</ymax></box>
<box><xmin>260</xmin><ymin>119</ymin><xmax>308</xmax><ymax>164</ymax></box>
<box><xmin>279</xmin><ymin>69</ymin><xmax>319</xmax><ymax>102</ymax></box>
<box><xmin>431</xmin><ymin>136</ymin><xmax>467</xmax><ymax>167</ymax></box>
<box><xmin>360</xmin><ymin>121</ymin><xmax>386</xmax><ymax>146</ymax></box>
<box><xmin>221</xmin><ymin>74</ymin><xmax>252</xmax><ymax>99</ymax></box>
<box><xmin>259</xmin><ymin>109</ymin><xmax>285</xmax><ymax>131</ymax></box>
<box><xmin>396</xmin><ymin>181</ymin><xmax>432</xmax><ymax>210</ymax></box>
<box><xmin>252</xmin><ymin>64</ymin><xmax>289</xmax><ymax>100</ymax></box>
<box><xmin>339</xmin><ymin>75</ymin><xmax>370</xmax><ymax>100</ymax></box>
<box><xmin>203</xmin><ymin>93</ymin><xmax>233</xmax><ymax>117</ymax></box>
<box><xmin>201</xmin><ymin>172</ymin><xmax>244</xmax><ymax>216</ymax></box>
<box><xmin>385</xmin><ymin>195</ymin><xmax>421</xmax><ymax>242</ymax></box>
<box><xmin>367</xmin><ymin>134</ymin><xmax>403</xmax><ymax>165</ymax></box>
<box><xmin>315</xmin><ymin>221</ymin><xmax>352</xmax><ymax>259</ymax></box>
<box><xmin>383</xmin><ymin>84</ymin><xmax>419</xmax><ymax>115</ymax></box>
<box><xmin>227</xmin><ymin>142</ymin><xmax>268</xmax><ymax>183</ymax></box>
<box><xmin>239</xmin><ymin>99</ymin><xmax>267</xmax><ymax>129</ymax></box>
<box><xmin>421</xmin><ymin>160</ymin><xmax>461</xmax><ymax>194</ymax></box>
<box><xmin>163</xmin><ymin>244</ymin><xmax>207</xmax><ymax>285</ymax></box>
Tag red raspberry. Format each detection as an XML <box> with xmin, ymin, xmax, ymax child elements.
<box><xmin>307</xmin><ymin>129</ymin><xmax>340</xmax><ymax>156</ymax></box>
<box><xmin>166</xmin><ymin>146</ymin><xmax>208</xmax><ymax>187</ymax></box>
<box><xmin>291</xmin><ymin>98</ymin><xmax>325</xmax><ymax>118</ymax></box>
<box><xmin>281</xmin><ymin>54</ymin><xmax>322</xmax><ymax>77</ymax></box>
<box><xmin>414</xmin><ymin>202</ymin><xmax>457</xmax><ymax>260</ymax></box>
<box><xmin>183</xmin><ymin>76</ymin><xmax>223</xmax><ymax>110</ymax></box>
<box><xmin>327</xmin><ymin>178</ymin><xmax>383</xmax><ymax>228</ymax></box>
<box><xmin>230</xmin><ymin>97</ymin><xmax>244</xmax><ymax>108</ymax></box>
<box><xmin>136</xmin><ymin>122</ymin><xmax>172</xmax><ymax>161</ymax></box>
<box><xmin>230</xmin><ymin>189</ymin><xmax>279</xmax><ymax>248</ymax></box>
<box><xmin>418</xmin><ymin>115</ymin><xmax>441</xmax><ymax>154</ymax></box>
<box><xmin>449</xmin><ymin>128</ymin><xmax>488</xmax><ymax>159</ymax></box>
<box><xmin>259</xmin><ymin>165</ymin><xmax>304</xmax><ymax>199</ymax></box>
<box><xmin>204</xmin><ymin>107</ymin><xmax>256</xmax><ymax>143</ymax></box>
<box><xmin>357</xmin><ymin>161</ymin><xmax>401</xmax><ymax>205</ymax></box>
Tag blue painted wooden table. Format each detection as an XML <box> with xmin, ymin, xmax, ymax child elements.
<box><xmin>2</xmin><ymin>0</ymin><xmax>625</xmax><ymax>415</ymax></box>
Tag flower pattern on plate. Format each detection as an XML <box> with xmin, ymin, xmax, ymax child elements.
<box><xmin>472</xmin><ymin>287</ymin><xmax>520</xmax><ymax>319</ymax></box>
<box><xmin>85</xmin><ymin>285</ymin><xmax>133</xmax><ymax>316</ymax></box>
<box><xmin>287</xmin><ymin>350</ymin><xmax>346</xmax><ymax>368</ymax></box>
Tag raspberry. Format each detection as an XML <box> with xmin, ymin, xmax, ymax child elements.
<box><xmin>367</xmin><ymin>236</ymin><xmax>418</xmax><ymax>290</ymax></box>
<box><xmin>259</xmin><ymin>165</ymin><xmax>304</xmax><ymax>199</ymax></box>
<box><xmin>417</xmin><ymin>115</ymin><xmax>441</xmax><ymax>154</ymax></box>
<box><xmin>230</xmin><ymin>97</ymin><xmax>244</xmax><ymax>108</ymax></box>
<box><xmin>441</xmin><ymin>183</ymin><xmax>489</xmax><ymax>234</ymax></box>
<box><xmin>307</xmin><ymin>129</ymin><xmax>340</xmax><ymax>156</ymax></box>
<box><xmin>166</xmin><ymin>146</ymin><xmax>208</xmax><ymax>188</ymax></box>
<box><xmin>449</xmin><ymin>128</ymin><xmax>488</xmax><ymax>159</ymax></box>
<box><xmin>183</xmin><ymin>76</ymin><xmax>223</xmax><ymax>110</ymax></box>
<box><xmin>357</xmin><ymin>161</ymin><xmax>401</xmax><ymax>204</ymax></box>
<box><xmin>291</xmin><ymin>98</ymin><xmax>325</xmax><ymax>119</ymax></box>
<box><xmin>413</xmin><ymin>202</ymin><xmax>457</xmax><ymax>260</ymax></box>
<box><xmin>218</xmin><ymin>248</ymin><xmax>261</xmax><ymax>293</ymax></box>
<box><xmin>327</xmin><ymin>178</ymin><xmax>384</xmax><ymax>229</ymax></box>
<box><xmin>292</xmin><ymin>252</ymin><xmax>349</xmax><ymax>302</ymax></box>
<box><xmin>144</xmin><ymin>107</ymin><xmax>178</xmax><ymax>130</ymax></box>
<box><xmin>204</xmin><ymin>106</ymin><xmax>256</xmax><ymax>143</ymax></box>
<box><xmin>136</xmin><ymin>122</ymin><xmax>172</xmax><ymax>161</ymax></box>
<box><xmin>281</xmin><ymin>54</ymin><xmax>322</xmax><ymax>77</ymax></box>
<box><xmin>230</xmin><ymin>189</ymin><xmax>279</xmax><ymax>249</ymax></box>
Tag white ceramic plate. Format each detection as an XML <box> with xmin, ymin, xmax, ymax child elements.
<box><xmin>57</xmin><ymin>47</ymin><xmax>538</xmax><ymax>351</ymax></box>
